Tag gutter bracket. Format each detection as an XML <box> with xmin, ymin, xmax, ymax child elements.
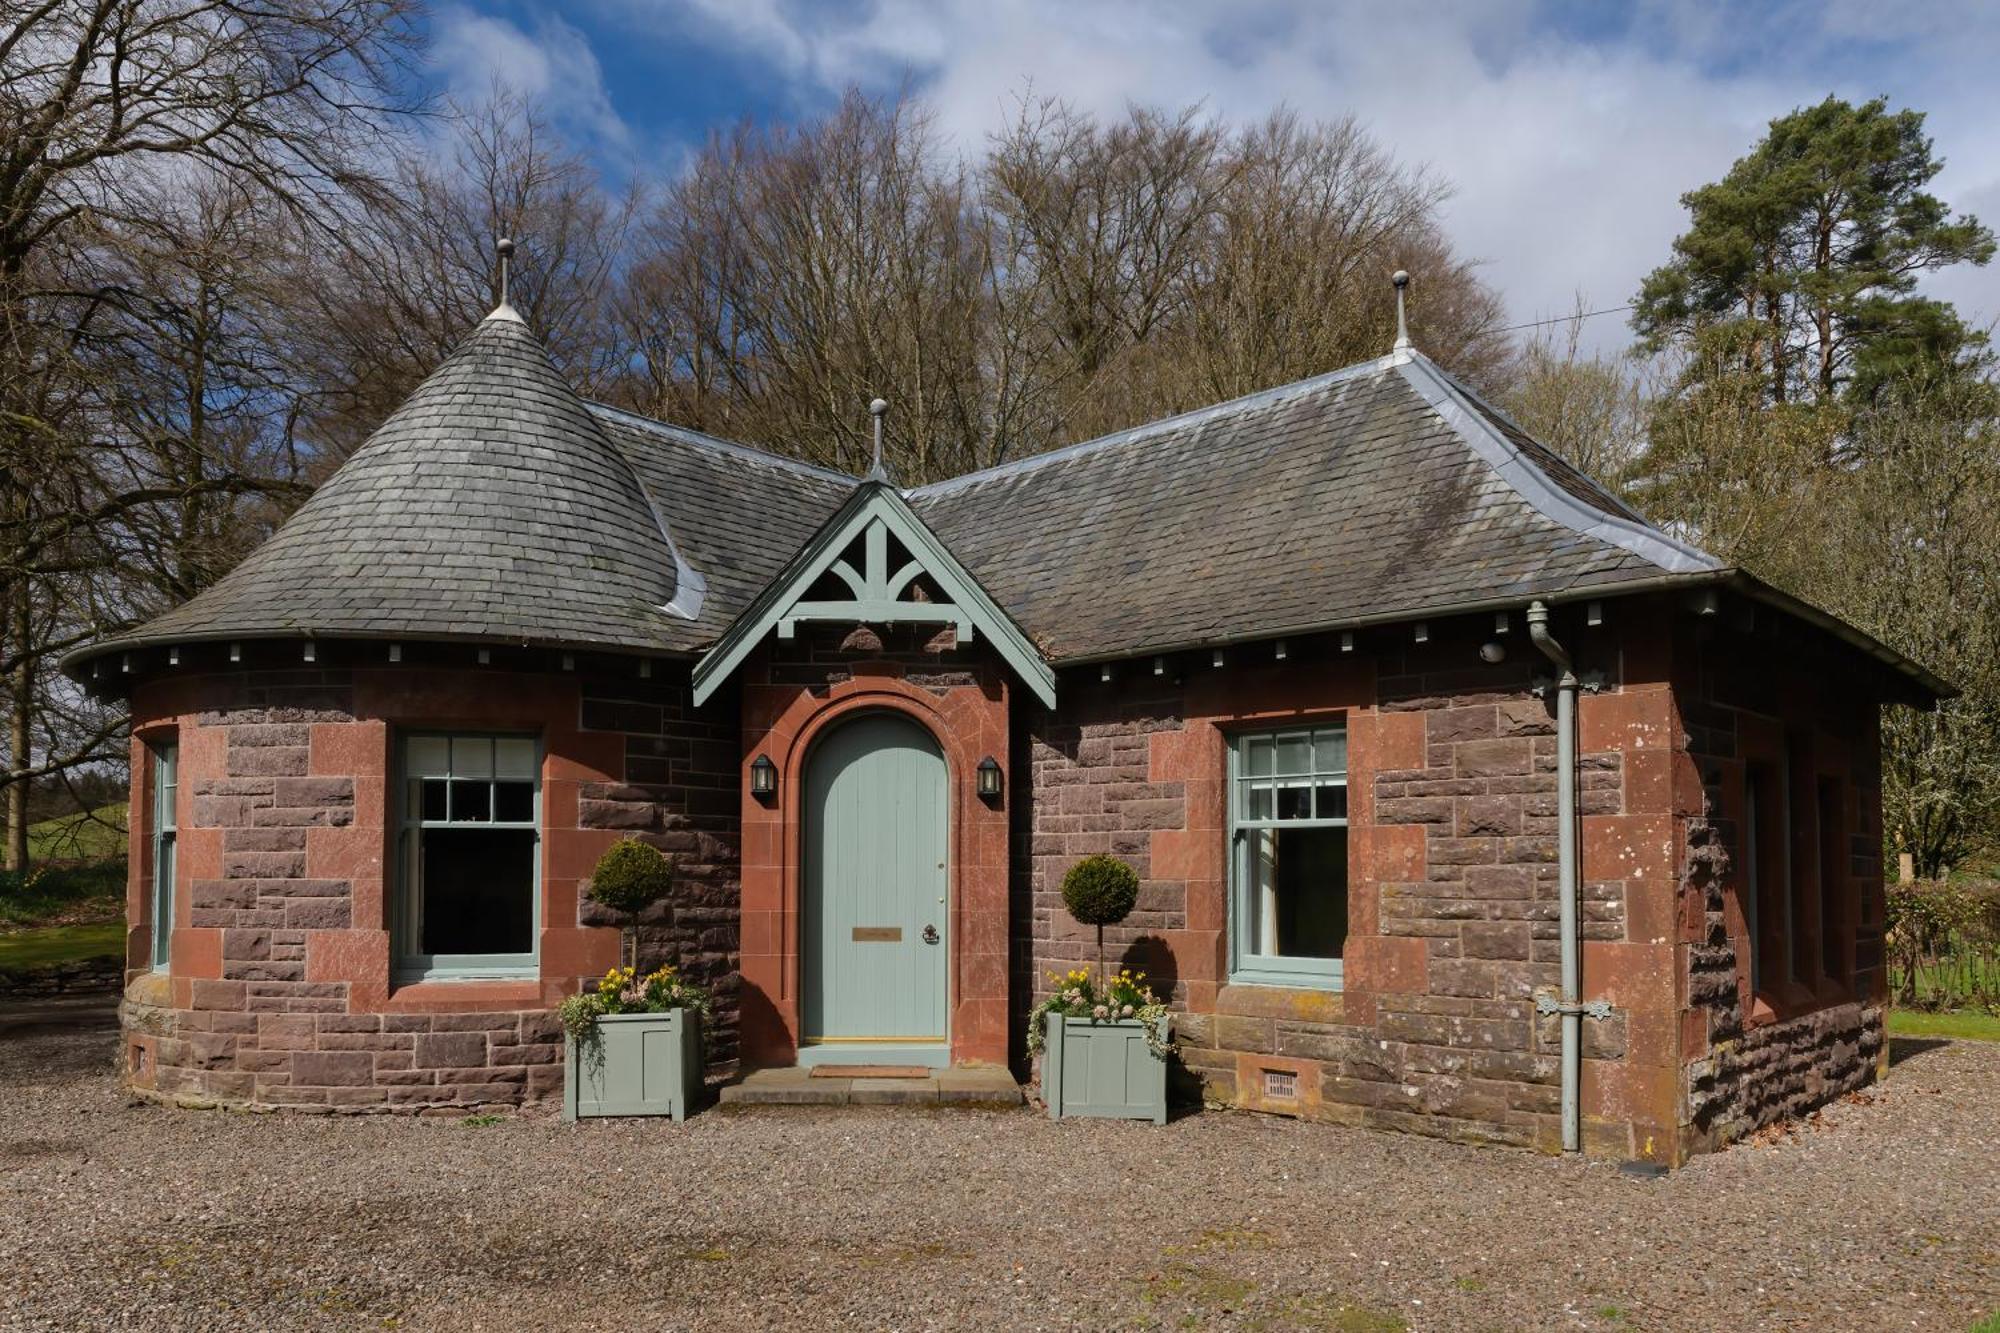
<box><xmin>1535</xmin><ymin>670</ymin><xmax>1608</xmax><ymax>699</ymax></box>
<box><xmin>1535</xmin><ymin>991</ymin><xmax>1612</xmax><ymax>1021</ymax></box>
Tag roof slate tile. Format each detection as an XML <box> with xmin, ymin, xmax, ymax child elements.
<box><xmin>80</xmin><ymin>315</ymin><xmax>1924</xmax><ymax>696</ymax></box>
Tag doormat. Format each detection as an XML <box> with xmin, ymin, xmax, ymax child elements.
<box><xmin>809</xmin><ymin>1065</ymin><xmax>931</xmax><ymax>1079</ymax></box>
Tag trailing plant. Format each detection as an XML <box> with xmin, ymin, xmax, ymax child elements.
<box><xmin>586</xmin><ymin>839</ymin><xmax>677</xmax><ymax>969</ymax></box>
<box><xmin>1026</xmin><ymin>966</ymin><xmax>1171</xmax><ymax>1059</ymax></box>
<box><xmin>1060</xmin><ymin>853</ymin><xmax>1140</xmax><ymax>987</ymax></box>
<box><xmin>556</xmin><ymin>964</ymin><xmax>712</xmax><ymax>1044</ymax></box>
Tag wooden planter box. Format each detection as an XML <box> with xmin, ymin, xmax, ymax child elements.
<box><xmin>563</xmin><ymin>1009</ymin><xmax>703</xmax><ymax>1122</ymax></box>
<box><xmin>1041</xmin><ymin>1011</ymin><xmax>1170</xmax><ymax>1123</ymax></box>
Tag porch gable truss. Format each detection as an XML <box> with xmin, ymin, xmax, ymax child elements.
<box><xmin>690</xmin><ymin>480</ymin><xmax>1057</xmax><ymax>708</ymax></box>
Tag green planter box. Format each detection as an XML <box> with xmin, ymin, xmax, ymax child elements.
<box><xmin>563</xmin><ymin>1009</ymin><xmax>703</xmax><ymax>1122</ymax></box>
<box><xmin>1042</xmin><ymin>1012</ymin><xmax>1169</xmax><ymax>1124</ymax></box>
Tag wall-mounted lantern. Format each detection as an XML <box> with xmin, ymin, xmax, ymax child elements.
<box><xmin>976</xmin><ymin>755</ymin><xmax>1003</xmax><ymax>800</ymax></box>
<box><xmin>750</xmin><ymin>754</ymin><xmax>778</xmax><ymax>797</ymax></box>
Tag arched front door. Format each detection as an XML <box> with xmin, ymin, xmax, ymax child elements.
<box><xmin>802</xmin><ymin>712</ymin><xmax>949</xmax><ymax>1063</ymax></box>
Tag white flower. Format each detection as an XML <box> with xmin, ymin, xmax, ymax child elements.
<box><xmin>1120</xmin><ymin>1004</ymin><xmax>1134</xmax><ymax>1017</ymax></box>
<box><xmin>1092</xmin><ymin>1004</ymin><xmax>1109</xmax><ymax>1019</ymax></box>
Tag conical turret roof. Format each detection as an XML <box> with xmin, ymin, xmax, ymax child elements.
<box><xmin>81</xmin><ymin>307</ymin><xmax>689</xmax><ymax>660</ymax></box>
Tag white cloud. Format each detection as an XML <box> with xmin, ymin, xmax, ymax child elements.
<box><xmin>590</xmin><ymin>0</ymin><xmax>2000</xmax><ymax>357</ymax></box>
<box><xmin>430</xmin><ymin>5</ymin><xmax>633</xmax><ymax>160</ymax></box>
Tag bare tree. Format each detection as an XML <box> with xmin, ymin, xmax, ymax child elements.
<box><xmin>1164</xmin><ymin>110</ymin><xmax>1505</xmax><ymax>425</ymax></box>
<box><xmin>1627</xmin><ymin>333</ymin><xmax>1843</xmax><ymax>571</ymax></box>
<box><xmin>1812</xmin><ymin>371</ymin><xmax>2000</xmax><ymax>876</ymax></box>
<box><xmin>614</xmin><ymin>90</ymin><xmax>992</xmax><ymax>480</ymax></box>
<box><xmin>0</xmin><ymin>0</ymin><xmax>419</xmax><ymax>869</ymax></box>
<box><xmin>611</xmin><ymin>89</ymin><xmax>1507</xmax><ymax>483</ymax></box>
<box><xmin>1500</xmin><ymin>296</ymin><xmax>1647</xmax><ymax>485</ymax></box>
<box><xmin>291</xmin><ymin>86</ymin><xmax>641</xmax><ymax>464</ymax></box>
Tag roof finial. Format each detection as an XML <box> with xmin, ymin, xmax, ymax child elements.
<box><xmin>485</xmin><ymin>236</ymin><xmax>523</xmax><ymax>323</ymax></box>
<box><xmin>1391</xmin><ymin>269</ymin><xmax>1412</xmax><ymax>353</ymax></box>
<box><xmin>868</xmin><ymin>397</ymin><xmax>889</xmax><ymax>481</ymax></box>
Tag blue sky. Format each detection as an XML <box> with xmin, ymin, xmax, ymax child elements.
<box><xmin>422</xmin><ymin>0</ymin><xmax>2000</xmax><ymax>356</ymax></box>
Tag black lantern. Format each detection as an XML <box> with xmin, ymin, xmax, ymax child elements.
<box><xmin>749</xmin><ymin>753</ymin><xmax>778</xmax><ymax>797</ymax></box>
<box><xmin>976</xmin><ymin>755</ymin><xmax>1003</xmax><ymax>799</ymax></box>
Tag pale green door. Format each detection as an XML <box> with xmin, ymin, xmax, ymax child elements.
<box><xmin>803</xmin><ymin>713</ymin><xmax>948</xmax><ymax>1056</ymax></box>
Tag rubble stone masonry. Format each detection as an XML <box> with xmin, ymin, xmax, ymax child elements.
<box><xmin>1672</xmin><ymin>614</ymin><xmax>1889</xmax><ymax>1156</ymax></box>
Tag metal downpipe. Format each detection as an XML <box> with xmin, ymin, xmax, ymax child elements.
<box><xmin>1527</xmin><ymin>601</ymin><xmax>1581</xmax><ymax>1153</ymax></box>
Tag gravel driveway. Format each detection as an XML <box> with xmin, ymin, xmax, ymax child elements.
<box><xmin>1</xmin><ymin>1022</ymin><xmax>1994</xmax><ymax>1332</ymax></box>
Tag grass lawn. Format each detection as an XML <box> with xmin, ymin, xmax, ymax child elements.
<box><xmin>25</xmin><ymin>802</ymin><xmax>126</xmax><ymax>861</ymax></box>
<box><xmin>1887</xmin><ymin>1008</ymin><xmax>2000</xmax><ymax>1042</ymax></box>
<box><xmin>0</xmin><ymin>921</ymin><xmax>124</xmax><ymax>970</ymax></box>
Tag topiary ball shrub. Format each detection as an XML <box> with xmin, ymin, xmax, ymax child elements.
<box><xmin>588</xmin><ymin>839</ymin><xmax>677</xmax><ymax>968</ymax></box>
<box><xmin>587</xmin><ymin>838</ymin><xmax>677</xmax><ymax>918</ymax></box>
<box><xmin>1061</xmin><ymin>854</ymin><xmax>1140</xmax><ymax>927</ymax></box>
<box><xmin>1062</xmin><ymin>854</ymin><xmax>1141</xmax><ymax>989</ymax></box>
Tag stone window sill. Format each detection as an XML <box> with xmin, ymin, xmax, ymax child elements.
<box><xmin>1215</xmin><ymin>981</ymin><xmax>1345</xmax><ymax>1024</ymax></box>
<box><xmin>386</xmin><ymin>978</ymin><xmax>545</xmax><ymax>1013</ymax></box>
<box><xmin>1745</xmin><ymin>979</ymin><xmax>1853</xmax><ymax>1030</ymax></box>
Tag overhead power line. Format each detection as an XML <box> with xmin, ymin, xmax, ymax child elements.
<box><xmin>1493</xmin><ymin>302</ymin><xmax>1638</xmax><ymax>335</ymax></box>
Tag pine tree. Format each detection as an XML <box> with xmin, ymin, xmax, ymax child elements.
<box><xmin>1634</xmin><ymin>95</ymin><xmax>1994</xmax><ymax>409</ymax></box>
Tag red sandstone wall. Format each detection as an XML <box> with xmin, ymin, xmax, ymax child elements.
<box><xmin>1019</xmin><ymin>608</ymin><xmax>1686</xmax><ymax>1160</ymax></box>
<box><xmin>1673</xmin><ymin>613</ymin><xmax>1889</xmax><ymax>1153</ymax></box>
<box><xmin>120</xmin><ymin>660</ymin><xmax>738</xmax><ymax>1111</ymax></box>
<box><xmin>736</xmin><ymin>625</ymin><xmax>1012</xmax><ymax>1068</ymax></box>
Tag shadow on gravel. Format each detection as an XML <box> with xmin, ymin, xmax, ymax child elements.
<box><xmin>0</xmin><ymin>1025</ymin><xmax>117</xmax><ymax>1085</ymax></box>
<box><xmin>0</xmin><ymin>990</ymin><xmax>119</xmax><ymax>1038</ymax></box>
<box><xmin>1888</xmin><ymin>1036</ymin><xmax>1953</xmax><ymax>1067</ymax></box>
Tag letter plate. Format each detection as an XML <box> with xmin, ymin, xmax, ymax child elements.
<box><xmin>852</xmin><ymin>926</ymin><xmax>902</xmax><ymax>943</ymax></box>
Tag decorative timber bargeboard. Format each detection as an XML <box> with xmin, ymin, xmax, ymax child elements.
<box><xmin>690</xmin><ymin>479</ymin><xmax>1057</xmax><ymax>708</ymax></box>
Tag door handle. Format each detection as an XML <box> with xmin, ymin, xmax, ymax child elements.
<box><xmin>922</xmin><ymin>924</ymin><xmax>939</xmax><ymax>945</ymax></box>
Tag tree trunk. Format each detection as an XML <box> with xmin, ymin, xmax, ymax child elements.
<box><xmin>1816</xmin><ymin>210</ymin><xmax>1836</xmax><ymax>405</ymax></box>
<box><xmin>4</xmin><ymin>578</ymin><xmax>29</xmax><ymax>872</ymax></box>
<box><xmin>1766</xmin><ymin>278</ymin><xmax>1787</xmax><ymax>405</ymax></box>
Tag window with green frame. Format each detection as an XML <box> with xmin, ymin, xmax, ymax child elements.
<box><xmin>395</xmin><ymin>733</ymin><xmax>540</xmax><ymax>980</ymax></box>
<box><xmin>150</xmin><ymin>741</ymin><xmax>178</xmax><ymax>971</ymax></box>
<box><xmin>1229</xmin><ymin>724</ymin><xmax>1348</xmax><ymax>989</ymax></box>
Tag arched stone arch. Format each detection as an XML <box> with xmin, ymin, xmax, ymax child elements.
<box><xmin>738</xmin><ymin>666</ymin><xmax>1011</xmax><ymax>1068</ymax></box>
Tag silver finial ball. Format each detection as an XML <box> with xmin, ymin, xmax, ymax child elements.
<box><xmin>497</xmin><ymin>236</ymin><xmax>515</xmax><ymax>258</ymax></box>
<box><xmin>1392</xmin><ymin>269</ymin><xmax>1409</xmax><ymax>289</ymax></box>
<box><xmin>869</xmin><ymin>398</ymin><xmax>889</xmax><ymax>417</ymax></box>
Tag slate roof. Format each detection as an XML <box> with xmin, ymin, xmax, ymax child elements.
<box><xmin>585</xmin><ymin>406</ymin><xmax>855</xmax><ymax>647</ymax></box>
<box><xmin>907</xmin><ymin>350</ymin><xmax>1718</xmax><ymax>661</ymax></box>
<box><xmin>70</xmin><ymin>308</ymin><xmax>1943</xmax><ymax>702</ymax></box>
<box><xmin>76</xmin><ymin>307</ymin><xmax>693</xmax><ymax>657</ymax></box>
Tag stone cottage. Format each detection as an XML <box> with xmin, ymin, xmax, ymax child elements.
<box><xmin>69</xmin><ymin>289</ymin><xmax>1944</xmax><ymax>1165</ymax></box>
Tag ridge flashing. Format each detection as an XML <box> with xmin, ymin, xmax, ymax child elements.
<box><xmin>1395</xmin><ymin>352</ymin><xmax>1720</xmax><ymax>577</ymax></box>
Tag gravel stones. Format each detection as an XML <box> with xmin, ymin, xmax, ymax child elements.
<box><xmin>2</xmin><ymin>1027</ymin><xmax>1994</xmax><ymax>1331</ymax></box>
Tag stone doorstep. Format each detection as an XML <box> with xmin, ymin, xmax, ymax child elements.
<box><xmin>718</xmin><ymin>1065</ymin><xmax>1023</xmax><ymax>1108</ymax></box>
